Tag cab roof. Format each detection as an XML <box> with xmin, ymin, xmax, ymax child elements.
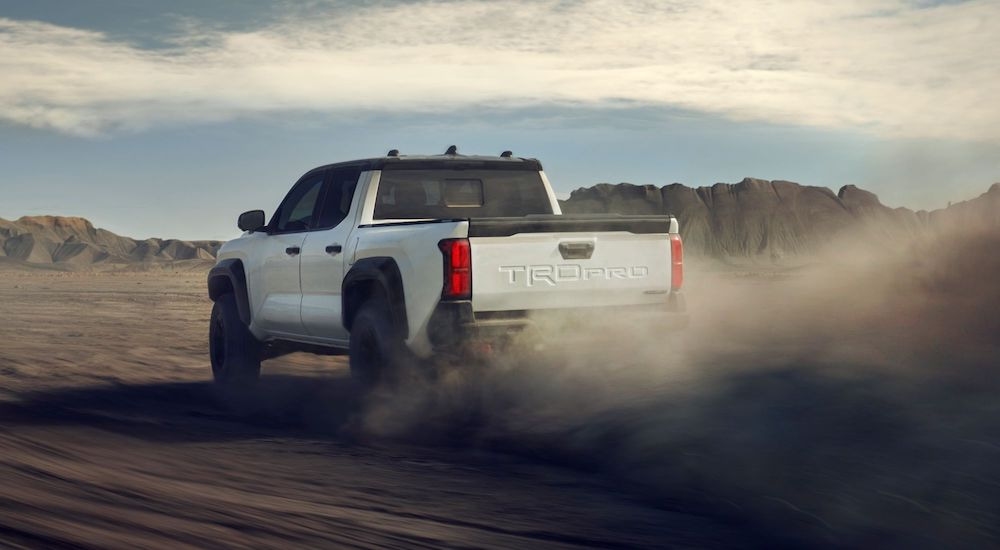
<box><xmin>303</xmin><ymin>152</ymin><xmax>543</xmax><ymax>177</ymax></box>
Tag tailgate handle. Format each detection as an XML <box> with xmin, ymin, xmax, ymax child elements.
<box><xmin>558</xmin><ymin>241</ymin><xmax>595</xmax><ymax>260</ymax></box>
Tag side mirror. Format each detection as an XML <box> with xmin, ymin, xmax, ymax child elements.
<box><xmin>237</xmin><ymin>210</ymin><xmax>266</xmax><ymax>233</ymax></box>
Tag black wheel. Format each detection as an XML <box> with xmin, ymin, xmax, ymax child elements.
<box><xmin>349</xmin><ymin>298</ymin><xmax>412</xmax><ymax>389</ymax></box>
<box><xmin>209</xmin><ymin>293</ymin><xmax>261</xmax><ymax>388</ymax></box>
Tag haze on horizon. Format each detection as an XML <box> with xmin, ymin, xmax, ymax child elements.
<box><xmin>1</xmin><ymin>0</ymin><xmax>998</xmax><ymax>240</ymax></box>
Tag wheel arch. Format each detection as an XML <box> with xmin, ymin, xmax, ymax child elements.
<box><xmin>343</xmin><ymin>257</ymin><xmax>408</xmax><ymax>338</ymax></box>
<box><xmin>207</xmin><ymin>258</ymin><xmax>252</xmax><ymax>326</ymax></box>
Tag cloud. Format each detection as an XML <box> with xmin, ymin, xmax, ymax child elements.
<box><xmin>1</xmin><ymin>0</ymin><xmax>998</xmax><ymax>139</ymax></box>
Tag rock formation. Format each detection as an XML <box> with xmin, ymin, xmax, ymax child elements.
<box><xmin>3</xmin><ymin>181</ymin><xmax>996</xmax><ymax>269</ymax></box>
<box><xmin>0</xmin><ymin>216</ymin><xmax>221</xmax><ymax>270</ymax></box>
<box><xmin>561</xmin><ymin>179</ymin><xmax>999</xmax><ymax>262</ymax></box>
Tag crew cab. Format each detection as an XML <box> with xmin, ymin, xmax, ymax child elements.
<box><xmin>207</xmin><ymin>148</ymin><xmax>686</xmax><ymax>387</ymax></box>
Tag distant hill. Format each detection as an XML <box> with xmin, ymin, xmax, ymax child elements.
<box><xmin>4</xmin><ymin>180</ymin><xmax>997</xmax><ymax>270</ymax></box>
<box><xmin>561</xmin><ymin>180</ymin><xmax>1000</xmax><ymax>263</ymax></box>
<box><xmin>0</xmin><ymin>216</ymin><xmax>221</xmax><ymax>271</ymax></box>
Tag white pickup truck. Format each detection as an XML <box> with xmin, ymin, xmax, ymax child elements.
<box><xmin>208</xmin><ymin>148</ymin><xmax>686</xmax><ymax>387</ymax></box>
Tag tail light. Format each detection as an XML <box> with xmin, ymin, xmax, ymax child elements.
<box><xmin>439</xmin><ymin>238</ymin><xmax>472</xmax><ymax>300</ymax></box>
<box><xmin>670</xmin><ymin>234</ymin><xmax>684</xmax><ymax>291</ymax></box>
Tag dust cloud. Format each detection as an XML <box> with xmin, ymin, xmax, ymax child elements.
<box><xmin>357</xmin><ymin>223</ymin><xmax>1000</xmax><ymax>547</ymax></box>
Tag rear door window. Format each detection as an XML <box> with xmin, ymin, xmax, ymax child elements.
<box><xmin>315</xmin><ymin>168</ymin><xmax>361</xmax><ymax>229</ymax></box>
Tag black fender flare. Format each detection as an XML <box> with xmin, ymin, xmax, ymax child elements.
<box><xmin>343</xmin><ymin>257</ymin><xmax>408</xmax><ymax>338</ymax></box>
<box><xmin>208</xmin><ymin>258</ymin><xmax>252</xmax><ymax>326</ymax></box>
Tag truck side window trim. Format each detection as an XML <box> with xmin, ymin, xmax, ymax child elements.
<box><xmin>357</xmin><ymin>218</ymin><xmax>464</xmax><ymax>229</ymax></box>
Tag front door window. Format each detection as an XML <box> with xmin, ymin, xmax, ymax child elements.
<box><xmin>273</xmin><ymin>174</ymin><xmax>324</xmax><ymax>233</ymax></box>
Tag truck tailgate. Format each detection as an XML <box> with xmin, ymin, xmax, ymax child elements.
<box><xmin>468</xmin><ymin>215</ymin><xmax>674</xmax><ymax>312</ymax></box>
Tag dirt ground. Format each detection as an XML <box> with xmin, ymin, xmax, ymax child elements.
<box><xmin>2</xmin><ymin>228</ymin><xmax>998</xmax><ymax>550</ymax></box>
<box><xmin>0</xmin><ymin>272</ymin><xmax>749</xmax><ymax>549</ymax></box>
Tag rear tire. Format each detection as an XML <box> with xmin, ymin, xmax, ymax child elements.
<box><xmin>349</xmin><ymin>298</ymin><xmax>411</xmax><ymax>389</ymax></box>
<box><xmin>209</xmin><ymin>293</ymin><xmax>261</xmax><ymax>388</ymax></box>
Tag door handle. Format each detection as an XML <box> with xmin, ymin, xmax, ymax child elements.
<box><xmin>285</xmin><ymin>246</ymin><xmax>301</xmax><ymax>256</ymax></box>
<box><xmin>558</xmin><ymin>241</ymin><xmax>595</xmax><ymax>260</ymax></box>
<box><xmin>325</xmin><ymin>244</ymin><xmax>343</xmax><ymax>255</ymax></box>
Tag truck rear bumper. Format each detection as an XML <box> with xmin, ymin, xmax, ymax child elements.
<box><xmin>426</xmin><ymin>293</ymin><xmax>688</xmax><ymax>354</ymax></box>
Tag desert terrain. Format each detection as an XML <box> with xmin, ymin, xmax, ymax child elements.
<box><xmin>2</xmin><ymin>220</ymin><xmax>999</xmax><ymax>548</ymax></box>
<box><xmin>0</xmin><ymin>271</ymin><xmax>755</xmax><ymax>548</ymax></box>
<box><xmin>1</xmin><ymin>184</ymin><xmax>998</xmax><ymax>548</ymax></box>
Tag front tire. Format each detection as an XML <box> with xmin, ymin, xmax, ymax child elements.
<box><xmin>209</xmin><ymin>293</ymin><xmax>261</xmax><ymax>388</ymax></box>
<box><xmin>349</xmin><ymin>298</ymin><xmax>411</xmax><ymax>389</ymax></box>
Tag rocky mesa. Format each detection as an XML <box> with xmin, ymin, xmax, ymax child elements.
<box><xmin>561</xmin><ymin>179</ymin><xmax>1000</xmax><ymax>262</ymax></box>
<box><xmin>0</xmin><ymin>215</ymin><xmax>221</xmax><ymax>270</ymax></box>
<box><xmin>3</xmin><ymin>180</ymin><xmax>996</xmax><ymax>269</ymax></box>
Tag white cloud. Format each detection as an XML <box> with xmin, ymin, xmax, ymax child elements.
<box><xmin>1</xmin><ymin>0</ymin><xmax>998</xmax><ymax>139</ymax></box>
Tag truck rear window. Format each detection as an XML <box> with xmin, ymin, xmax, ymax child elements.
<box><xmin>373</xmin><ymin>169</ymin><xmax>553</xmax><ymax>219</ymax></box>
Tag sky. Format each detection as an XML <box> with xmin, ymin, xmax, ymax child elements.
<box><xmin>1</xmin><ymin>0</ymin><xmax>998</xmax><ymax>240</ymax></box>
